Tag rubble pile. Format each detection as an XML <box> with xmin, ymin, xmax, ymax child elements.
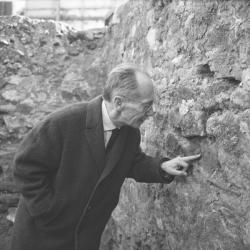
<box><xmin>0</xmin><ymin>15</ymin><xmax>106</xmax><ymax>249</ymax></box>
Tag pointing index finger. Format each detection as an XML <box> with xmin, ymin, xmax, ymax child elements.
<box><xmin>182</xmin><ymin>154</ymin><xmax>201</xmax><ymax>162</ymax></box>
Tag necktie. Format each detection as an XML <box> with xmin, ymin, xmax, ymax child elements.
<box><xmin>105</xmin><ymin>128</ymin><xmax>119</xmax><ymax>153</ymax></box>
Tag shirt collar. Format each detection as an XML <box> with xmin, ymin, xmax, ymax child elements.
<box><xmin>102</xmin><ymin>100</ymin><xmax>116</xmax><ymax>132</ymax></box>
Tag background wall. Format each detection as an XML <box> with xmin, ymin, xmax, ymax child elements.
<box><xmin>0</xmin><ymin>0</ymin><xmax>250</xmax><ymax>249</ymax></box>
<box><xmin>100</xmin><ymin>0</ymin><xmax>250</xmax><ymax>249</ymax></box>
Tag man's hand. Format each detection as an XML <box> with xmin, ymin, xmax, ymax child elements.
<box><xmin>161</xmin><ymin>154</ymin><xmax>201</xmax><ymax>176</ymax></box>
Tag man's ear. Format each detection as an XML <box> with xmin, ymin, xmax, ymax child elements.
<box><xmin>113</xmin><ymin>96</ymin><xmax>124</xmax><ymax>112</ymax></box>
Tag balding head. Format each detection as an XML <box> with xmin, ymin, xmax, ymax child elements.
<box><xmin>103</xmin><ymin>63</ymin><xmax>152</xmax><ymax>102</ymax></box>
<box><xmin>135</xmin><ymin>71</ymin><xmax>154</xmax><ymax>102</ymax></box>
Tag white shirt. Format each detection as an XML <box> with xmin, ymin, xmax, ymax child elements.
<box><xmin>102</xmin><ymin>100</ymin><xmax>116</xmax><ymax>147</ymax></box>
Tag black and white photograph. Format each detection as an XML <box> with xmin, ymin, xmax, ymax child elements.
<box><xmin>0</xmin><ymin>0</ymin><xmax>250</xmax><ymax>249</ymax></box>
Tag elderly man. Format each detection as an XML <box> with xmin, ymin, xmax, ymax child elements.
<box><xmin>10</xmin><ymin>64</ymin><xmax>200</xmax><ymax>250</ymax></box>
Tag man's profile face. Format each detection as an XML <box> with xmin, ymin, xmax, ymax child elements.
<box><xmin>119</xmin><ymin>72</ymin><xmax>154</xmax><ymax>128</ymax></box>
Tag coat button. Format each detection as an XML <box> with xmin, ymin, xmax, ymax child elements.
<box><xmin>87</xmin><ymin>205</ymin><xmax>92</xmax><ymax>211</ymax></box>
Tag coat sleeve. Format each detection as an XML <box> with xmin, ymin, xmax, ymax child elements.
<box><xmin>126</xmin><ymin>129</ymin><xmax>175</xmax><ymax>183</ymax></box>
<box><xmin>13</xmin><ymin>118</ymin><xmax>62</xmax><ymax>218</ymax></box>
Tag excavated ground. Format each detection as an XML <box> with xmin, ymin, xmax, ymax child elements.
<box><xmin>1</xmin><ymin>0</ymin><xmax>250</xmax><ymax>249</ymax></box>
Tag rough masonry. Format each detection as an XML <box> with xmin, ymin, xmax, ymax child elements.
<box><xmin>0</xmin><ymin>0</ymin><xmax>250</xmax><ymax>249</ymax></box>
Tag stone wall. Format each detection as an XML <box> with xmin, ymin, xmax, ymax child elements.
<box><xmin>99</xmin><ymin>0</ymin><xmax>250</xmax><ymax>249</ymax></box>
<box><xmin>1</xmin><ymin>0</ymin><xmax>250</xmax><ymax>249</ymax></box>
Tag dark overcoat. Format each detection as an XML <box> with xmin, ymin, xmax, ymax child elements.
<box><xmin>10</xmin><ymin>95</ymin><xmax>174</xmax><ymax>250</ymax></box>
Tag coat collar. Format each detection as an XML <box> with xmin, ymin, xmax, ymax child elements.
<box><xmin>84</xmin><ymin>95</ymin><xmax>105</xmax><ymax>174</ymax></box>
<box><xmin>85</xmin><ymin>95</ymin><xmax>103</xmax><ymax>129</ymax></box>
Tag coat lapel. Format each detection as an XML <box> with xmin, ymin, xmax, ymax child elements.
<box><xmin>84</xmin><ymin>95</ymin><xmax>129</xmax><ymax>179</ymax></box>
<box><xmin>100</xmin><ymin>126</ymin><xmax>128</xmax><ymax>182</ymax></box>
<box><xmin>84</xmin><ymin>96</ymin><xmax>105</xmax><ymax>174</ymax></box>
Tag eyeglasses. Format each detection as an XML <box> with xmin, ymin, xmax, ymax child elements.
<box><xmin>141</xmin><ymin>102</ymin><xmax>153</xmax><ymax>114</ymax></box>
<box><xmin>121</xmin><ymin>96</ymin><xmax>154</xmax><ymax>114</ymax></box>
